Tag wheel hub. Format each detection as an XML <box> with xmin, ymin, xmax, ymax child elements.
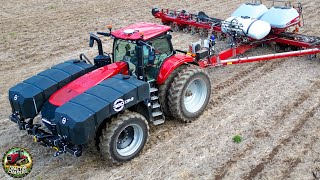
<box><xmin>117</xmin><ymin>127</ymin><xmax>134</xmax><ymax>149</ymax></box>
<box><xmin>116</xmin><ymin>124</ymin><xmax>144</xmax><ymax>157</ymax></box>
<box><xmin>183</xmin><ymin>78</ymin><xmax>208</xmax><ymax>113</ymax></box>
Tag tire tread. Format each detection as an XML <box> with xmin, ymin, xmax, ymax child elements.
<box><xmin>168</xmin><ymin>65</ymin><xmax>210</xmax><ymax>122</ymax></box>
<box><xmin>158</xmin><ymin>65</ymin><xmax>187</xmax><ymax>117</ymax></box>
<box><xmin>98</xmin><ymin>111</ymin><xmax>149</xmax><ymax>164</ymax></box>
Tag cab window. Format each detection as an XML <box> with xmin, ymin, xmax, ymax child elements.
<box><xmin>113</xmin><ymin>39</ymin><xmax>139</xmax><ymax>76</ymax></box>
<box><xmin>148</xmin><ymin>36</ymin><xmax>173</xmax><ymax>65</ymax></box>
<box><xmin>144</xmin><ymin>35</ymin><xmax>173</xmax><ymax>81</ymax></box>
<box><xmin>113</xmin><ymin>39</ymin><xmax>137</xmax><ymax>62</ymax></box>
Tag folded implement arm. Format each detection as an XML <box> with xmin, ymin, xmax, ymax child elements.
<box><xmin>152</xmin><ymin>6</ymin><xmax>320</xmax><ymax>67</ymax></box>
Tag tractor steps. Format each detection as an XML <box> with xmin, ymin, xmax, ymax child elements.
<box><xmin>152</xmin><ymin>111</ymin><xmax>163</xmax><ymax>117</ymax></box>
<box><xmin>151</xmin><ymin>96</ymin><xmax>159</xmax><ymax>101</ymax></box>
<box><xmin>152</xmin><ymin>103</ymin><xmax>161</xmax><ymax>109</ymax></box>
<box><xmin>152</xmin><ymin>119</ymin><xmax>165</xmax><ymax>125</ymax></box>
<box><xmin>149</xmin><ymin>81</ymin><xmax>165</xmax><ymax>125</ymax></box>
<box><xmin>150</xmin><ymin>87</ymin><xmax>158</xmax><ymax>93</ymax></box>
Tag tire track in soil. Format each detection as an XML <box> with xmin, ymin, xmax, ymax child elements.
<box><xmin>194</xmin><ymin>60</ymin><xmax>290</xmax><ymax>179</ymax></box>
<box><xmin>214</xmin><ymin>145</ymin><xmax>255</xmax><ymax>180</ymax></box>
<box><xmin>281</xmin><ymin>158</ymin><xmax>302</xmax><ymax>178</ymax></box>
<box><xmin>279</xmin><ymin>136</ymin><xmax>318</xmax><ymax>179</ymax></box>
<box><xmin>209</xmin><ymin>59</ymin><xmax>287</xmax><ymax>109</ymax></box>
<box><xmin>243</xmin><ymin>102</ymin><xmax>320</xmax><ymax>180</ymax></box>
<box><xmin>142</xmin><ymin>56</ymin><xmax>270</xmax><ymax>150</ymax></box>
<box><xmin>212</xmin><ymin>80</ymin><xmax>318</xmax><ymax>179</ymax></box>
<box><xmin>147</xmin><ymin>62</ymin><xmax>270</xmax><ymax>151</ymax></box>
<box><xmin>212</xmin><ymin>61</ymin><xmax>268</xmax><ymax>91</ymax></box>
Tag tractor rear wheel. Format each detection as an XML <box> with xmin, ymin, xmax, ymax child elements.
<box><xmin>168</xmin><ymin>65</ymin><xmax>211</xmax><ymax>122</ymax></box>
<box><xmin>158</xmin><ymin>65</ymin><xmax>187</xmax><ymax>117</ymax></box>
<box><xmin>98</xmin><ymin>111</ymin><xmax>149</xmax><ymax>164</ymax></box>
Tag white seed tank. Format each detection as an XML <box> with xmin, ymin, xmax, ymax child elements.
<box><xmin>231</xmin><ymin>3</ymin><xmax>268</xmax><ymax>19</ymax></box>
<box><xmin>222</xmin><ymin>16</ymin><xmax>271</xmax><ymax>40</ymax></box>
<box><xmin>260</xmin><ymin>7</ymin><xmax>300</xmax><ymax>28</ymax></box>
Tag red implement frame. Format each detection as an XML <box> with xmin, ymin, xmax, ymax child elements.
<box><xmin>152</xmin><ymin>8</ymin><xmax>320</xmax><ymax>68</ymax></box>
<box><xmin>198</xmin><ymin>45</ymin><xmax>320</xmax><ymax>67</ymax></box>
<box><xmin>153</xmin><ymin>9</ymin><xmax>222</xmax><ymax>32</ymax></box>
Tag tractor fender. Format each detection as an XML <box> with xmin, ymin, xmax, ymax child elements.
<box><xmin>157</xmin><ymin>54</ymin><xmax>195</xmax><ymax>84</ymax></box>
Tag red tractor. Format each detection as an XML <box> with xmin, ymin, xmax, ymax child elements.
<box><xmin>9</xmin><ymin>22</ymin><xmax>211</xmax><ymax>164</ymax></box>
<box><xmin>6</xmin><ymin>150</ymin><xmax>28</xmax><ymax>166</ymax></box>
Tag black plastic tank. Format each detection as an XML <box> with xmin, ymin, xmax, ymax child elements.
<box><xmin>55</xmin><ymin>74</ymin><xmax>150</xmax><ymax>145</ymax></box>
<box><xmin>8</xmin><ymin>60</ymin><xmax>95</xmax><ymax>119</ymax></box>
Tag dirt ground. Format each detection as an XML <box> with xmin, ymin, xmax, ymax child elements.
<box><xmin>0</xmin><ymin>0</ymin><xmax>320</xmax><ymax>179</ymax></box>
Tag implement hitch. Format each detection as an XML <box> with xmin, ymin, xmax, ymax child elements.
<box><xmin>9</xmin><ymin>113</ymin><xmax>82</xmax><ymax>157</ymax></box>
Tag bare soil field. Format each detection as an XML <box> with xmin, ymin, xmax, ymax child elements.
<box><xmin>0</xmin><ymin>0</ymin><xmax>320</xmax><ymax>179</ymax></box>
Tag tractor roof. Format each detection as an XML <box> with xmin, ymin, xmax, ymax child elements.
<box><xmin>111</xmin><ymin>22</ymin><xmax>171</xmax><ymax>41</ymax></box>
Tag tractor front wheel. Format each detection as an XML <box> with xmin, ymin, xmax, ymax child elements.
<box><xmin>98</xmin><ymin>111</ymin><xmax>149</xmax><ymax>164</ymax></box>
<box><xmin>168</xmin><ymin>65</ymin><xmax>211</xmax><ymax>122</ymax></box>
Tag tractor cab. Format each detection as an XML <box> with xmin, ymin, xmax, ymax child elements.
<box><xmin>91</xmin><ymin>22</ymin><xmax>174</xmax><ymax>81</ymax></box>
<box><xmin>112</xmin><ymin>34</ymin><xmax>173</xmax><ymax>81</ymax></box>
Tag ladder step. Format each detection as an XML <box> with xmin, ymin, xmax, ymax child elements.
<box><xmin>150</xmin><ymin>87</ymin><xmax>158</xmax><ymax>93</ymax></box>
<box><xmin>151</xmin><ymin>96</ymin><xmax>158</xmax><ymax>101</ymax></box>
<box><xmin>153</xmin><ymin>119</ymin><xmax>165</xmax><ymax>125</ymax></box>
<box><xmin>152</xmin><ymin>111</ymin><xmax>163</xmax><ymax>117</ymax></box>
<box><xmin>152</xmin><ymin>103</ymin><xmax>161</xmax><ymax>109</ymax></box>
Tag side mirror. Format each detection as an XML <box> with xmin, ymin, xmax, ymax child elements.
<box><xmin>89</xmin><ymin>33</ymin><xmax>104</xmax><ymax>55</ymax></box>
<box><xmin>148</xmin><ymin>48</ymin><xmax>156</xmax><ymax>65</ymax></box>
<box><xmin>89</xmin><ymin>33</ymin><xmax>97</xmax><ymax>47</ymax></box>
<box><xmin>89</xmin><ymin>38</ymin><xmax>94</xmax><ymax>47</ymax></box>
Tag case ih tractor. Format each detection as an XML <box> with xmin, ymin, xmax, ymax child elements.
<box><xmin>9</xmin><ymin>22</ymin><xmax>211</xmax><ymax>163</ymax></box>
<box><xmin>8</xmin><ymin>0</ymin><xmax>320</xmax><ymax>164</ymax></box>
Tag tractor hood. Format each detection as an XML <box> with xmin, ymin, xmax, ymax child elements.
<box><xmin>49</xmin><ymin>62</ymin><xmax>128</xmax><ymax>107</ymax></box>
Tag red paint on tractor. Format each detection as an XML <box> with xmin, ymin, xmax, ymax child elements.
<box><xmin>111</xmin><ymin>22</ymin><xmax>171</xmax><ymax>41</ymax></box>
<box><xmin>49</xmin><ymin>62</ymin><xmax>128</xmax><ymax>107</ymax></box>
<box><xmin>157</xmin><ymin>54</ymin><xmax>194</xmax><ymax>84</ymax></box>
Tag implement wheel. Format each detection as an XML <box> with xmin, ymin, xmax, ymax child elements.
<box><xmin>99</xmin><ymin>111</ymin><xmax>149</xmax><ymax>164</ymax></box>
<box><xmin>168</xmin><ymin>65</ymin><xmax>211</xmax><ymax>122</ymax></box>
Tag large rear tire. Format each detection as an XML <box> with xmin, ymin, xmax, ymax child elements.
<box><xmin>168</xmin><ymin>65</ymin><xmax>211</xmax><ymax>122</ymax></box>
<box><xmin>98</xmin><ymin>111</ymin><xmax>149</xmax><ymax>164</ymax></box>
<box><xmin>158</xmin><ymin>65</ymin><xmax>187</xmax><ymax>117</ymax></box>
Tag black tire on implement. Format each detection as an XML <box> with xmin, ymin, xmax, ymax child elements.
<box><xmin>158</xmin><ymin>65</ymin><xmax>187</xmax><ymax>117</ymax></box>
<box><xmin>98</xmin><ymin>111</ymin><xmax>149</xmax><ymax>164</ymax></box>
<box><xmin>168</xmin><ymin>65</ymin><xmax>211</xmax><ymax>122</ymax></box>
